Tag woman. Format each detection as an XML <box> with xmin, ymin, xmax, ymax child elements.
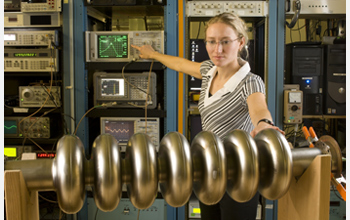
<box><xmin>132</xmin><ymin>12</ymin><xmax>284</xmax><ymax>220</ymax></box>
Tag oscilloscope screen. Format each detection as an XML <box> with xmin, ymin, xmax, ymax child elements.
<box><xmin>101</xmin><ymin>78</ymin><xmax>125</xmax><ymax>97</ymax></box>
<box><xmin>4</xmin><ymin>120</ymin><xmax>18</xmax><ymax>135</ymax></box>
<box><xmin>103</xmin><ymin>120</ymin><xmax>134</xmax><ymax>144</ymax></box>
<box><xmin>98</xmin><ymin>34</ymin><xmax>128</xmax><ymax>59</ymax></box>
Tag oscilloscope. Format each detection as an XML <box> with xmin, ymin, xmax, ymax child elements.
<box><xmin>100</xmin><ymin>117</ymin><xmax>160</xmax><ymax>152</ymax></box>
<box><xmin>4</xmin><ymin>117</ymin><xmax>51</xmax><ymax>138</ymax></box>
<box><xmin>93</xmin><ymin>71</ymin><xmax>157</xmax><ymax>108</ymax></box>
<box><xmin>85</xmin><ymin>31</ymin><xmax>164</xmax><ymax>62</ymax></box>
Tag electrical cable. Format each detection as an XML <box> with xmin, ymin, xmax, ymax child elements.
<box><xmin>297</xmin><ymin>20</ymin><xmax>301</xmax><ymax>41</ymax></box>
<box><xmin>39</xmin><ymin>194</ymin><xmax>58</xmax><ymax>204</ymax></box>
<box><xmin>286</xmin><ymin>0</ymin><xmax>301</xmax><ymax>29</ymax></box>
<box><xmin>61</xmin><ymin>113</ymin><xmax>76</xmax><ymax>134</ymax></box>
<box><xmin>41</xmin><ymin>84</ymin><xmax>70</xmax><ymax>134</ymax></box>
<box><xmin>293</xmin><ymin>124</ymin><xmax>299</xmax><ymax>148</ymax></box>
<box><xmin>94</xmin><ymin>208</ymin><xmax>99</xmax><ymax>220</ymax></box>
<box><xmin>4</xmin><ymin>103</ymin><xmax>15</xmax><ymax>109</ymax></box>
<box><xmin>42</xmin><ymin>84</ymin><xmax>59</xmax><ymax>107</ymax></box>
<box><xmin>18</xmin><ymin>44</ymin><xmax>56</xmax><ymax>152</ymax></box>
<box><xmin>196</xmin><ymin>21</ymin><xmax>202</xmax><ymax>39</ymax></box>
<box><xmin>74</xmin><ymin>105</ymin><xmax>101</xmax><ymax>135</ymax></box>
<box><xmin>331</xmin><ymin>186</ymin><xmax>345</xmax><ymax>202</ymax></box>
<box><xmin>21</xmin><ymin>107</ymin><xmax>58</xmax><ymax>149</ymax></box>
<box><xmin>144</xmin><ymin>60</ymin><xmax>154</xmax><ymax>133</ymax></box>
<box><xmin>290</xmin><ymin>24</ymin><xmax>306</xmax><ymax>31</ymax></box>
<box><xmin>122</xmin><ymin>60</ymin><xmax>152</xmax><ymax>101</ymax></box>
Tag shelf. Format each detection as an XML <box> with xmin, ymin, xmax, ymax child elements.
<box><xmin>4</xmin><ymin>138</ymin><xmax>61</xmax><ymax>145</ymax></box>
<box><xmin>4</xmin><ymin>108</ymin><xmax>62</xmax><ymax>116</ymax></box>
<box><xmin>87</xmin><ymin>108</ymin><xmax>166</xmax><ymax>118</ymax></box>
<box><xmin>4</xmin><ymin>72</ymin><xmax>60</xmax><ymax>77</ymax></box>
<box><xmin>83</xmin><ymin>1</ymin><xmax>166</xmax><ymax>8</ymax></box>
<box><xmin>302</xmin><ymin>115</ymin><xmax>346</xmax><ymax>119</ymax></box>
<box><xmin>86</xmin><ymin>62</ymin><xmax>165</xmax><ymax>71</ymax></box>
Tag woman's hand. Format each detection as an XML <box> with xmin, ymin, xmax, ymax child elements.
<box><xmin>250</xmin><ymin>122</ymin><xmax>285</xmax><ymax>138</ymax></box>
<box><xmin>131</xmin><ymin>44</ymin><xmax>157</xmax><ymax>59</ymax></box>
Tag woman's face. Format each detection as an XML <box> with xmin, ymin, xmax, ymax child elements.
<box><xmin>205</xmin><ymin>22</ymin><xmax>244</xmax><ymax>68</ymax></box>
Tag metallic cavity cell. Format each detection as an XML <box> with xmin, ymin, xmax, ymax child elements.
<box><xmin>124</xmin><ymin>133</ymin><xmax>158</xmax><ymax>209</ymax></box>
<box><xmin>91</xmin><ymin>134</ymin><xmax>122</xmax><ymax>211</ymax></box>
<box><xmin>191</xmin><ymin>131</ymin><xmax>227</xmax><ymax>205</ymax></box>
<box><xmin>158</xmin><ymin>132</ymin><xmax>192</xmax><ymax>207</ymax></box>
<box><xmin>254</xmin><ymin>129</ymin><xmax>293</xmax><ymax>200</ymax></box>
<box><xmin>4</xmin><ymin>129</ymin><xmax>342</xmax><ymax>214</ymax></box>
<box><xmin>224</xmin><ymin>129</ymin><xmax>259</xmax><ymax>202</ymax></box>
<box><xmin>52</xmin><ymin>135</ymin><xmax>86</xmax><ymax>214</ymax></box>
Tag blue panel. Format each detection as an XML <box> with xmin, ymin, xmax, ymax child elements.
<box><xmin>164</xmin><ymin>2</ymin><xmax>182</xmax><ymax>220</ymax></box>
<box><xmin>179</xmin><ymin>0</ymin><xmax>186</xmax><ymax>136</ymax></box>
<box><xmin>264</xmin><ymin>200</ymin><xmax>276</xmax><ymax>220</ymax></box>
<box><xmin>275</xmin><ymin>0</ymin><xmax>286</xmax><ymax>128</ymax></box>
<box><xmin>177</xmin><ymin>206</ymin><xmax>186</xmax><ymax>220</ymax></box>
<box><xmin>62</xmin><ymin>1</ymin><xmax>72</xmax><ymax>133</ymax></box>
<box><xmin>164</xmin><ymin>2</ymin><xmax>178</xmax><ymax>134</ymax></box>
<box><xmin>266</xmin><ymin>0</ymin><xmax>277</xmax><ymax>120</ymax></box>
<box><xmin>73</xmin><ymin>0</ymin><xmax>88</xmax><ymax>220</ymax></box>
<box><xmin>177</xmin><ymin>1</ymin><xmax>186</xmax><ymax>219</ymax></box>
<box><xmin>73</xmin><ymin>0</ymin><xmax>89</xmax><ymax>149</ymax></box>
<box><xmin>265</xmin><ymin>1</ymin><xmax>276</xmax><ymax>220</ymax></box>
<box><xmin>167</xmin><ymin>204</ymin><xmax>177</xmax><ymax>220</ymax></box>
<box><xmin>265</xmin><ymin>0</ymin><xmax>286</xmax><ymax>219</ymax></box>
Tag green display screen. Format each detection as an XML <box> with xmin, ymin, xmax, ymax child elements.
<box><xmin>14</xmin><ymin>53</ymin><xmax>37</xmax><ymax>57</ymax></box>
<box><xmin>4</xmin><ymin>120</ymin><xmax>17</xmax><ymax>134</ymax></box>
<box><xmin>98</xmin><ymin>34</ymin><xmax>128</xmax><ymax>59</ymax></box>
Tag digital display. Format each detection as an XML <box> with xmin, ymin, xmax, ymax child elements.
<box><xmin>101</xmin><ymin>78</ymin><xmax>125</xmax><ymax>96</ymax></box>
<box><xmin>4</xmin><ymin>148</ymin><xmax>17</xmax><ymax>157</ymax></box>
<box><xmin>4</xmin><ymin>34</ymin><xmax>16</xmax><ymax>41</ymax></box>
<box><xmin>4</xmin><ymin>120</ymin><xmax>18</xmax><ymax>135</ymax></box>
<box><xmin>98</xmin><ymin>34</ymin><xmax>128</xmax><ymax>58</ymax></box>
<box><xmin>14</xmin><ymin>53</ymin><xmax>37</xmax><ymax>57</ymax></box>
<box><xmin>193</xmin><ymin>208</ymin><xmax>201</xmax><ymax>214</ymax></box>
<box><xmin>37</xmin><ymin>153</ymin><xmax>56</xmax><ymax>158</ymax></box>
<box><xmin>103</xmin><ymin>120</ymin><xmax>134</xmax><ymax>144</ymax></box>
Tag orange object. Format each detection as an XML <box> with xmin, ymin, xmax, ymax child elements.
<box><xmin>331</xmin><ymin>173</ymin><xmax>346</xmax><ymax>201</ymax></box>
<box><xmin>302</xmin><ymin>126</ymin><xmax>310</xmax><ymax>139</ymax></box>
<box><xmin>309</xmin><ymin>127</ymin><xmax>317</xmax><ymax>139</ymax></box>
<box><xmin>302</xmin><ymin>126</ymin><xmax>314</xmax><ymax>148</ymax></box>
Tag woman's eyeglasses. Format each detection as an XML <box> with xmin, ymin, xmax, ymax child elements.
<box><xmin>204</xmin><ymin>38</ymin><xmax>240</xmax><ymax>48</ymax></box>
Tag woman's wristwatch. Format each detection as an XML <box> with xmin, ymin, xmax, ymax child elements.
<box><xmin>257</xmin><ymin>118</ymin><xmax>274</xmax><ymax>126</ymax></box>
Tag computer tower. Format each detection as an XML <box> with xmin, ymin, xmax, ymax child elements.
<box><xmin>285</xmin><ymin>43</ymin><xmax>324</xmax><ymax>115</ymax></box>
<box><xmin>323</xmin><ymin>44</ymin><xmax>346</xmax><ymax>115</ymax></box>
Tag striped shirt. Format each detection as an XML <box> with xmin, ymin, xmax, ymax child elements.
<box><xmin>198</xmin><ymin>59</ymin><xmax>265</xmax><ymax>140</ymax></box>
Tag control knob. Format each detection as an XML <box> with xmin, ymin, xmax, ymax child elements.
<box><xmin>291</xmin><ymin>105</ymin><xmax>299</xmax><ymax>111</ymax></box>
